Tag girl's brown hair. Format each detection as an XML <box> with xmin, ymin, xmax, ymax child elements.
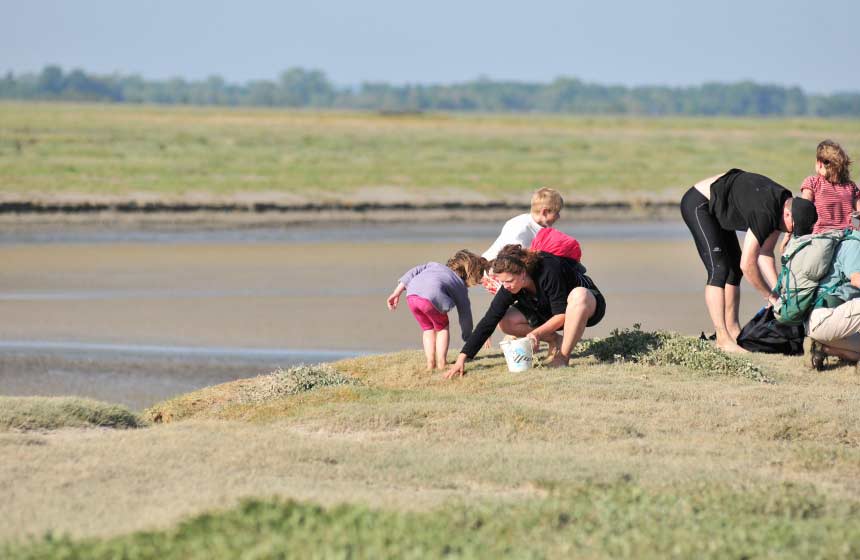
<box><xmin>490</xmin><ymin>244</ymin><xmax>540</xmax><ymax>275</ymax></box>
<box><xmin>817</xmin><ymin>139</ymin><xmax>853</xmax><ymax>184</ymax></box>
<box><xmin>446</xmin><ymin>250</ymin><xmax>488</xmax><ymax>287</ymax></box>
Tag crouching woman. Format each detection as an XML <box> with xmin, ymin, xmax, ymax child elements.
<box><xmin>444</xmin><ymin>244</ymin><xmax>606</xmax><ymax>378</ymax></box>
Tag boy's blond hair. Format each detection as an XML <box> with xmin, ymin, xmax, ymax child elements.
<box><xmin>530</xmin><ymin>187</ymin><xmax>563</xmax><ymax>214</ymax></box>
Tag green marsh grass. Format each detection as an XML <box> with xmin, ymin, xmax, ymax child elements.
<box><xmin>6</xmin><ymin>483</ymin><xmax>860</xmax><ymax>559</ymax></box>
<box><xmin>2</xmin><ymin>102</ymin><xmax>859</xmax><ymax>199</ymax></box>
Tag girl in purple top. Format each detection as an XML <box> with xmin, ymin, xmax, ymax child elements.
<box><xmin>387</xmin><ymin>250</ymin><xmax>487</xmax><ymax>370</ymax></box>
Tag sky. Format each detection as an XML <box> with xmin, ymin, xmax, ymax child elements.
<box><xmin>3</xmin><ymin>0</ymin><xmax>860</xmax><ymax>94</ymax></box>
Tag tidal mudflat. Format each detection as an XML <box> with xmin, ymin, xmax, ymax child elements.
<box><xmin>0</xmin><ymin>220</ymin><xmax>761</xmax><ymax>408</ymax></box>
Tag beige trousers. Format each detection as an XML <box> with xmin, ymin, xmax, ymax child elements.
<box><xmin>806</xmin><ymin>299</ymin><xmax>860</xmax><ymax>352</ymax></box>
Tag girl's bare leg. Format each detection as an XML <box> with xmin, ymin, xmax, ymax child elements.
<box><xmin>422</xmin><ymin>330</ymin><xmax>436</xmax><ymax>370</ymax></box>
<box><xmin>435</xmin><ymin>328</ymin><xmax>450</xmax><ymax>369</ymax></box>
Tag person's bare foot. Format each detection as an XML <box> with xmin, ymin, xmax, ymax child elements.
<box><xmin>546</xmin><ymin>354</ymin><xmax>570</xmax><ymax>368</ymax></box>
<box><xmin>716</xmin><ymin>339</ymin><xmax>748</xmax><ymax>353</ymax></box>
<box><xmin>426</xmin><ymin>361</ymin><xmax>436</xmax><ymax>370</ymax></box>
<box><xmin>543</xmin><ymin>333</ymin><xmax>563</xmax><ymax>364</ymax></box>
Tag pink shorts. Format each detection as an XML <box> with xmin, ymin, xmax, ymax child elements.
<box><xmin>407</xmin><ymin>295</ymin><xmax>449</xmax><ymax>331</ymax></box>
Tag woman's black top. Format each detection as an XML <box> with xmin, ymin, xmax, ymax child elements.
<box><xmin>708</xmin><ymin>168</ymin><xmax>791</xmax><ymax>246</ymax></box>
<box><xmin>460</xmin><ymin>253</ymin><xmax>599</xmax><ymax>358</ymax></box>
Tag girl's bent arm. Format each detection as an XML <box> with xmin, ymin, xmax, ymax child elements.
<box><xmin>387</xmin><ymin>282</ymin><xmax>407</xmax><ymax>310</ymax></box>
<box><xmin>450</xmin><ymin>283</ymin><xmax>473</xmax><ymax>340</ymax></box>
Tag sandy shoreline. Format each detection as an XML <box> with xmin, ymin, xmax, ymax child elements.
<box><xmin>0</xmin><ymin>196</ymin><xmax>680</xmax><ymax>228</ymax></box>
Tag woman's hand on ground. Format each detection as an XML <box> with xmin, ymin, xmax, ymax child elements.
<box><xmin>444</xmin><ymin>354</ymin><xmax>468</xmax><ymax>379</ymax></box>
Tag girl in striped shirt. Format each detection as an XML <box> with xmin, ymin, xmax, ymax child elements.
<box><xmin>801</xmin><ymin>140</ymin><xmax>858</xmax><ymax>233</ymax></box>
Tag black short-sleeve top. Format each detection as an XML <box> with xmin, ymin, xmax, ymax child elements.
<box><xmin>708</xmin><ymin>168</ymin><xmax>791</xmax><ymax>246</ymax></box>
<box><xmin>459</xmin><ymin>254</ymin><xmax>598</xmax><ymax>358</ymax></box>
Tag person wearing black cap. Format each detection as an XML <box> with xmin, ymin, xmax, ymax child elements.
<box><xmin>680</xmin><ymin>169</ymin><xmax>818</xmax><ymax>353</ymax></box>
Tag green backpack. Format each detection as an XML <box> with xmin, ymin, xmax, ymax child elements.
<box><xmin>773</xmin><ymin>229</ymin><xmax>857</xmax><ymax>325</ymax></box>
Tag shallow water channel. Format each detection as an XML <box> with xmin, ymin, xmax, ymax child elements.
<box><xmin>0</xmin><ymin>220</ymin><xmax>763</xmax><ymax>410</ymax></box>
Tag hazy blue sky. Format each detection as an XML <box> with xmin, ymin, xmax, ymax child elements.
<box><xmin>3</xmin><ymin>0</ymin><xmax>859</xmax><ymax>93</ymax></box>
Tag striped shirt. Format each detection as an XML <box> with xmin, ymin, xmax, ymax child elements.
<box><xmin>801</xmin><ymin>175</ymin><xmax>859</xmax><ymax>233</ymax></box>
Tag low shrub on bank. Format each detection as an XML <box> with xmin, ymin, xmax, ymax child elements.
<box><xmin>6</xmin><ymin>479</ymin><xmax>859</xmax><ymax>559</ymax></box>
<box><xmin>580</xmin><ymin>325</ymin><xmax>773</xmax><ymax>383</ymax></box>
<box><xmin>0</xmin><ymin>396</ymin><xmax>142</xmax><ymax>431</ymax></box>
<box><xmin>236</xmin><ymin>363</ymin><xmax>358</xmax><ymax>404</ymax></box>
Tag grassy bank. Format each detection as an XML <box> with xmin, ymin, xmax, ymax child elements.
<box><xmin>3</xmin><ymin>329</ymin><xmax>860</xmax><ymax>557</ymax></box>
<box><xmin>2</xmin><ymin>102</ymin><xmax>859</xmax><ymax>201</ymax></box>
<box><xmin>0</xmin><ymin>396</ymin><xmax>142</xmax><ymax>431</ymax></box>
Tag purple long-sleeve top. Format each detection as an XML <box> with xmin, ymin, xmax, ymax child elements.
<box><xmin>398</xmin><ymin>262</ymin><xmax>473</xmax><ymax>340</ymax></box>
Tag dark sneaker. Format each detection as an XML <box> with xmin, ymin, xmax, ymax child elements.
<box><xmin>809</xmin><ymin>341</ymin><xmax>826</xmax><ymax>371</ymax></box>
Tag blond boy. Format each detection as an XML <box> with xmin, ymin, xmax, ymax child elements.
<box><xmin>482</xmin><ymin>188</ymin><xmax>563</xmax><ymax>260</ymax></box>
<box><xmin>481</xmin><ymin>188</ymin><xmax>563</xmax><ymax>292</ymax></box>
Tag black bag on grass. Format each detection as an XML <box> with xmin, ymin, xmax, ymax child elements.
<box><xmin>737</xmin><ymin>306</ymin><xmax>805</xmax><ymax>355</ymax></box>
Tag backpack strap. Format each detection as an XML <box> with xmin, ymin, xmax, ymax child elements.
<box><xmin>813</xmin><ymin>272</ymin><xmax>847</xmax><ymax>309</ymax></box>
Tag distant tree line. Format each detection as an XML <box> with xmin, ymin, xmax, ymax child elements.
<box><xmin>2</xmin><ymin>65</ymin><xmax>860</xmax><ymax>117</ymax></box>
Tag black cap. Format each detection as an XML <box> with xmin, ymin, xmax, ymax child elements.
<box><xmin>791</xmin><ymin>198</ymin><xmax>818</xmax><ymax>237</ymax></box>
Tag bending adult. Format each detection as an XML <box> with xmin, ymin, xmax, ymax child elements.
<box><xmin>444</xmin><ymin>244</ymin><xmax>606</xmax><ymax>378</ymax></box>
<box><xmin>680</xmin><ymin>169</ymin><xmax>818</xmax><ymax>353</ymax></box>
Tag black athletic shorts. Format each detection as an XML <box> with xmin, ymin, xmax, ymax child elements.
<box><xmin>680</xmin><ymin>186</ymin><xmax>742</xmax><ymax>287</ymax></box>
<box><xmin>513</xmin><ymin>288</ymin><xmax>606</xmax><ymax>329</ymax></box>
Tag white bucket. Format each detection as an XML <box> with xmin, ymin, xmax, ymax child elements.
<box><xmin>499</xmin><ymin>337</ymin><xmax>534</xmax><ymax>372</ymax></box>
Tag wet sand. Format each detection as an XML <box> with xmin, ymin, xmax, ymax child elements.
<box><xmin>0</xmin><ymin>220</ymin><xmax>762</xmax><ymax>409</ymax></box>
